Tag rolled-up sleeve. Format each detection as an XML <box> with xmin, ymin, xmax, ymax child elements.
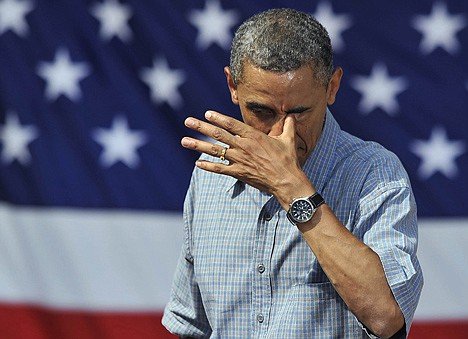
<box><xmin>356</xmin><ymin>181</ymin><xmax>423</xmax><ymax>337</ymax></box>
<box><xmin>162</xmin><ymin>171</ymin><xmax>212</xmax><ymax>338</ymax></box>
<box><xmin>162</xmin><ymin>249</ymin><xmax>211</xmax><ymax>338</ymax></box>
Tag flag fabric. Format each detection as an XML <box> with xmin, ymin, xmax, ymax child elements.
<box><xmin>0</xmin><ymin>1</ymin><xmax>467</xmax><ymax>338</ymax></box>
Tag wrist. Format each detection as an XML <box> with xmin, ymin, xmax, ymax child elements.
<box><xmin>272</xmin><ymin>170</ymin><xmax>316</xmax><ymax>210</ymax></box>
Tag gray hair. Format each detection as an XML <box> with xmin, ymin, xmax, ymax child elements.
<box><xmin>230</xmin><ymin>8</ymin><xmax>334</xmax><ymax>86</ymax></box>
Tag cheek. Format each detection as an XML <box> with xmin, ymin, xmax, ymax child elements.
<box><xmin>296</xmin><ymin>122</ymin><xmax>319</xmax><ymax>148</ymax></box>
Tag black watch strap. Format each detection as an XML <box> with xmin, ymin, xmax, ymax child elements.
<box><xmin>308</xmin><ymin>193</ymin><xmax>325</xmax><ymax>209</ymax></box>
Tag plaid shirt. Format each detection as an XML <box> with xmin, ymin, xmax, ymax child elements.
<box><xmin>163</xmin><ymin>110</ymin><xmax>423</xmax><ymax>338</ymax></box>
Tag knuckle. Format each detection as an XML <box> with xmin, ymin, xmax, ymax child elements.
<box><xmin>210</xmin><ymin>145</ymin><xmax>219</xmax><ymax>156</ymax></box>
<box><xmin>213</xmin><ymin>163</ymin><xmax>223</xmax><ymax>172</ymax></box>
<box><xmin>224</xmin><ymin>118</ymin><xmax>236</xmax><ymax>131</ymax></box>
<box><xmin>190</xmin><ymin>140</ymin><xmax>199</xmax><ymax>150</ymax></box>
<box><xmin>212</xmin><ymin>127</ymin><xmax>223</xmax><ymax>140</ymax></box>
<box><xmin>193</xmin><ymin>120</ymin><xmax>202</xmax><ymax>131</ymax></box>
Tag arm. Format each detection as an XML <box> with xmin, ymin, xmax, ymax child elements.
<box><xmin>299</xmin><ymin>207</ymin><xmax>404</xmax><ymax>338</ymax></box>
<box><xmin>270</xmin><ymin>166</ymin><xmax>405</xmax><ymax>338</ymax></box>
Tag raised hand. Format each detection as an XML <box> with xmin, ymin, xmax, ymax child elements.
<box><xmin>181</xmin><ymin>110</ymin><xmax>314</xmax><ymax>208</ymax></box>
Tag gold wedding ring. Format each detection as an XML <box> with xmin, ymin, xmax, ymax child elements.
<box><xmin>220</xmin><ymin>147</ymin><xmax>228</xmax><ymax>161</ymax></box>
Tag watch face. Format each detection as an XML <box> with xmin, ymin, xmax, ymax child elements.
<box><xmin>290</xmin><ymin>199</ymin><xmax>314</xmax><ymax>223</ymax></box>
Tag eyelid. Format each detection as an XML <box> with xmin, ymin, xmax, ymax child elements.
<box><xmin>247</xmin><ymin>103</ymin><xmax>273</xmax><ymax>112</ymax></box>
<box><xmin>286</xmin><ymin>107</ymin><xmax>311</xmax><ymax>114</ymax></box>
<box><xmin>252</xmin><ymin>109</ymin><xmax>275</xmax><ymax>118</ymax></box>
<box><xmin>290</xmin><ymin>109</ymin><xmax>312</xmax><ymax>122</ymax></box>
<box><xmin>247</xmin><ymin>104</ymin><xmax>275</xmax><ymax>117</ymax></box>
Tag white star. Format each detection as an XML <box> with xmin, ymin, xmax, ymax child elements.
<box><xmin>312</xmin><ymin>1</ymin><xmax>352</xmax><ymax>53</ymax></box>
<box><xmin>0</xmin><ymin>0</ymin><xmax>34</xmax><ymax>36</ymax></box>
<box><xmin>140</xmin><ymin>57</ymin><xmax>186</xmax><ymax>109</ymax></box>
<box><xmin>90</xmin><ymin>0</ymin><xmax>132</xmax><ymax>42</ymax></box>
<box><xmin>410</xmin><ymin>126</ymin><xmax>465</xmax><ymax>180</ymax></box>
<box><xmin>350</xmin><ymin>63</ymin><xmax>408</xmax><ymax>116</ymax></box>
<box><xmin>0</xmin><ymin>112</ymin><xmax>38</xmax><ymax>165</ymax></box>
<box><xmin>92</xmin><ymin>115</ymin><xmax>148</xmax><ymax>168</ymax></box>
<box><xmin>412</xmin><ymin>2</ymin><xmax>467</xmax><ymax>55</ymax></box>
<box><xmin>188</xmin><ymin>0</ymin><xmax>239</xmax><ymax>50</ymax></box>
<box><xmin>37</xmin><ymin>48</ymin><xmax>91</xmax><ymax>102</ymax></box>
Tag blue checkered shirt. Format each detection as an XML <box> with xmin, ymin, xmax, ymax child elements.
<box><xmin>162</xmin><ymin>110</ymin><xmax>423</xmax><ymax>338</ymax></box>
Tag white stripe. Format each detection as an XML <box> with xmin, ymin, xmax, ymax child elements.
<box><xmin>0</xmin><ymin>202</ymin><xmax>467</xmax><ymax>319</ymax></box>
<box><xmin>414</xmin><ymin>218</ymin><xmax>468</xmax><ymax>320</ymax></box>
<box><xmin>0</xmin><ymin>202</ymin><xmax>183</xmax><ymax>311</ymax></box>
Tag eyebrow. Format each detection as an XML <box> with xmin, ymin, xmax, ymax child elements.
<box><xmin>246</xmin><ymin>101</ymin><xmax>274</xmax><ymax>112</ymax></box>
<box><xmin>246</xmin><ymin>101</ymin><xmax>312</xmax><ymax>114</ymax></box>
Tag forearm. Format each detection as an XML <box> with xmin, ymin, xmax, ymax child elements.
<box><xmin>297</xmin><ymin>205</ymin><xmax>404</xmax><ymax>338</ymax></box>
<box><xmin>272</xmin><ymin>170</ymin><xmax>404</xmax><ymax>338</ymax></box>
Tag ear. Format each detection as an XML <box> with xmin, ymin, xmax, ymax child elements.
<box><xmin>224</xmin><ymin>66</ymin><xmax>239</xmax><ymax>105</ymax></box>
<box><xmin>326</xmin><ymin>67</ymin><xmax>343</xmax><ymax>105</ymax></box>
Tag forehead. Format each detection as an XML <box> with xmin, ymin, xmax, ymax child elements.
<box><xmin>240</xmin><ymin>62</ymin><xmax>320</xmax><ymax>87</ymax></box>
<box><xmin>237</xmin><ymin>63</ymin><xmax>324</xmax><ymax>104</ymax></box>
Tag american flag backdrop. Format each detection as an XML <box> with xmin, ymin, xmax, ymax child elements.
<box><xmin>0</xmin><ymin>0</ymin><xmax>467</xmax><ymax>338</ymax></box>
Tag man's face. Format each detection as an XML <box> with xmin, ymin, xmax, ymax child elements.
<box><xmin>225</xmin><ymin>62</ymin><xmax>342</xmax><ymax>166</ymax></box>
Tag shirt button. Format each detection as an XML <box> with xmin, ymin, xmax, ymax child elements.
<box><xmin>257</xmin><ymin>314</ymin><xmax>264</xmax><ymax>323</ymax></box>
<box><xmin>257</xmin><ymin>264</ymin><xmax>265</xmax><ymax>273</ymax></box>
<box><xmin>264</xmin><ymin>212</ymin><xmax>272</xmax><ymax>221</ymax></box>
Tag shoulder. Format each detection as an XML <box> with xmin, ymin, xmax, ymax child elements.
<box><xmin>335</xmin><ymin>130</ymin><xmax>412</xmax><ymax>195</ymax></box>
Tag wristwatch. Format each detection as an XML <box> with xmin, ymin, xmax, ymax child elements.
<box><xmin>287</xmin><ymin>193</ymin><xmax>325</xmax><ymax>225</ymax></box>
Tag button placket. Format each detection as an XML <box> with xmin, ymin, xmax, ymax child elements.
<box><xmin>252</xmin><ymin>199</ymin><xmax>278</xmax><ymax>333</ymax></box>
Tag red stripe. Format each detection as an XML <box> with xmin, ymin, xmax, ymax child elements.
<box><xmin>409</xmin><ymin>320</ymin><xmax>468</xmax><ymax>339</ymax></box>
<box><xmin>0</xmin><ymin>304</ymin><xmax>176</xmax><ymax>339</ymax></box>
<box><xmin>1</xmin><ymin>303</ymin><xmax>467</xmax><ymax>338</ymax></box>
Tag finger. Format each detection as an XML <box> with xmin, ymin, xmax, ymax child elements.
<box><xmin>282</xmin><ymin>114</ymin><xmax>297</xmax><ymax>141</ymax></box>
<box><xmin>205</xmin><ymin>110</ymin><xmax>254</xmax><ymax>137</ymax></box>
<box><xmin>185</xmin><ymin>117</ymin><xmax>236</xmax><ymax>145</ymax></box>
<box><xmin>181</xmin><ymin>137</ymin><xmax>231</xmax><ymax>159</ymax></box>
<box><xmin>195</xmin><ymin>159</ymin><xmax>235</xmax><ymax>176</ymax></box>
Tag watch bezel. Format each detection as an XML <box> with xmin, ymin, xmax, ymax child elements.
<box><xmin>289</xmin><ymin>197</ymin><xmax>314</xmax><ymax>223</ymax></box>
<box><xmin>287</xmin><ymin>193</ymin><xmax>325</xmax><ymax>225</ymax></box>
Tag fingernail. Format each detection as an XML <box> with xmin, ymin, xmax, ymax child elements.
<box><xmin>185</xmin><ymin>118</ymin><xmax>195</xmax><ymax>127</ymax></box>
<box><xmin>205</xmin><ymin>111</ymin><xmax>212</xmax><ymax>119</ymax></box>
<box><xmin>181</xmin><ymin>138</ymin><xmax>192</xmax><ymax>147</ymax></box>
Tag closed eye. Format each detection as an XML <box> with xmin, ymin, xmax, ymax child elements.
<box><xmin>285</xmin><ymin>106</ymin><xmax>312</xmax><ymax>115</ymax></box>
<box><xmin>286</xmin><ymin>106</ymin><xmax>314</xmax><ymax>122</ymax></box>
<box><xmin>246</xmin><ymin>102</ymin><xmax>276</xmax><ymax>118</ymax></box>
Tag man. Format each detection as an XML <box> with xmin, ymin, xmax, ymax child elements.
<box><xmin>163</xmin><ymin>8</ymin><xmax>423</xmax><ymax>339</ymax></box>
